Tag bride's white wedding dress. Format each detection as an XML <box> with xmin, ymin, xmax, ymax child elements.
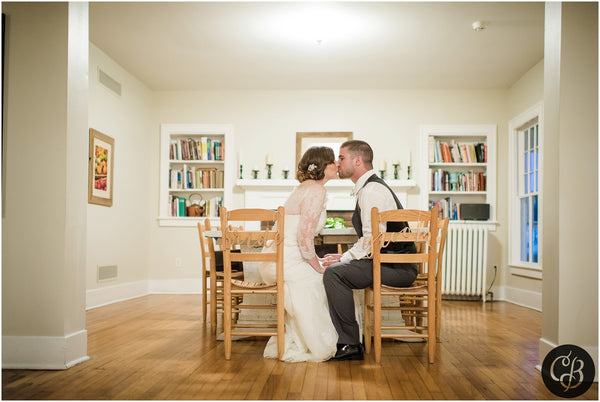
<box><xmin>259</xmin><ymin>181</ymin><xmax>338</xmax><ymax>362</ymax></box>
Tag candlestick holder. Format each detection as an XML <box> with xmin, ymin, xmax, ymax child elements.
<box><xmin>393</xmin><ymin>163</ymin><xmax>400</xmax><ymax>180</ymax></box>
<box><xmin>252</xmin><ymin>169</ymin><xmax>259</xmax><ymax>179</ymax></box>
<box><xmin>379</xmin><ymin>170</ymin><xmax>386</xmax><ymax>179</ymax></box>
<box><xmin>239</xmin><ymin>164</ymin><xmax>243</xmax><ymax>180</ymax></box>
<box><xmin>407</xmin><ymin>165</ymin><xmax>411</xmax><ymax>180</ymax></box>
<box><xmin>266</xmin><ymin>164</ymin><xmax>273</xmax><ymax>179</ymax></box>
<box><xmin>282</xmin><ymin>169</ymin><xmax>290</xmax><ymax>179</ymax></box>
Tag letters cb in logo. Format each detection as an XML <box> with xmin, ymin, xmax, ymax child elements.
<box><xmin>541</xmin><ymin>344</ymin><xmax>595</xmax><ymax>398</ymax></box>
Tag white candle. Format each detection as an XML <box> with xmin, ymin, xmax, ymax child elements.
<box><xmin>379</xmin><ymin>160</ymin><xmax>387</xmax><ymax>171</ymax></box>
<box><xmin>266</xmin><ymin>153</ymin><xmax>273</xmax><ymax>164</ymax></box>
<box><xmin>393</xmin><ymin>159</ymin><xmax>400</xmax><ymax>166</ymax></box>
<box><xmin>237</xmin><ymin>151</ymin><xmax>242</xmax><ymax>166</ymax></box>
<box><xmin>253</xmin><ymin>165</ymin><xmax>259</xmax><ymax>171</ymax></box>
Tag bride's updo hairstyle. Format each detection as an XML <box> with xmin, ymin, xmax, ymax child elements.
<box><xmin>296</xmin><ymin>146</ymin><xmax>335</xmax><ymax>182</ymax></box>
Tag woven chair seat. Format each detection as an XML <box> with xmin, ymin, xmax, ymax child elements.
<box><xmin>231</xmin><ymin>279</ymin><xmax>276</xmax><ymax>290</ymax></box>
<box><xmin>381</xmin><ymin>283</ymin><xmax>428</xmax><ymax>293</ymax></box>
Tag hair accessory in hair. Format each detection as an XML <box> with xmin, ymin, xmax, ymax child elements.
<box><xmin>307</xmin><ymin>163</ymin><xmax>317</xmax><ymax>172</ymax></box>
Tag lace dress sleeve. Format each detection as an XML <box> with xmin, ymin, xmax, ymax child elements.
<box><xmin>297</xmin><ymin>184</ymin><xmax>327</xmax><ymax>262</ymax></box>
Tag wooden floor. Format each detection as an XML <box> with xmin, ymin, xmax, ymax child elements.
<box><xmin>2</xmin><ymin>294</ymin><xmax>597</xmax><ymax>400</ymax></box>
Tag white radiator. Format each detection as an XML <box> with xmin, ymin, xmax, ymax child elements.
<box><xmin>441</xmin><ymin>224</ymin><xmax>488</xmax><ymax>301</ymax></box>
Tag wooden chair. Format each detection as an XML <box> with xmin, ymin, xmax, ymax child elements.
<box><xmin>400</xmin><ymin>217</ymin><xmax>449</xmax><ymax>341</ymax></box>
<box><xmin>219</xmin><ymin>206</ymin><xmax>285</xmax><ymax>360</ymax></box>
<box><xmin>364</xmin><ymin>207</ymin><xmax>439</xmax><ymax>364</ymax></box>
<box><xmin>433</xmin><ymin>217</ymin><xmax>449</xmax><ymax>341</ymax></box>
<box><xmin>197</xmin><ymin>219</ymin><xmax>243</xmax><ymax>335</ymax></box>
<box><xmin>197</xmin><ymin>220</ymin><xmax>212</xmax><ymax>324</ymax></box>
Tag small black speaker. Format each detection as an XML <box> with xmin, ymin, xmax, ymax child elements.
<box><xmin>460</xmin><ymin>203</ymin><xmax>490</xmax><ymax>220</ymax></box>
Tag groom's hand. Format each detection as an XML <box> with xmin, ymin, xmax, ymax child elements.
<box><xmin>321</xmin><ymin>254</ymin><xmax>342</xmax><ymax>268</ymax></box>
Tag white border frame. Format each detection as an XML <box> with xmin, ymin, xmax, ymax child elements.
<box><xmin>508</xmin><ymin>102</ymin><xmax>544</xmax><ymax>277</ymax></box>
<box><xmin>419</xmin><ymin>124</ymin><xmax>497</xmax><ymax>224</ymax></box>
<box><xmin>158</xmin><ymin>124</ymin><xmax>234</xmax><ymax>227</ymax></box>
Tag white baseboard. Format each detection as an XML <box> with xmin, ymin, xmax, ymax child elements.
<box><xmin>86</xmin><ymin>280</ymin><xmax>149</xmax><ymax>310</ymax></box>
<box><xmin>538</xmin><ymin>337</ymin><xmax>557</xmax><ymax>368</ymax></box>
<box><xmin>86</xmin><ymin>279</ymin><xmax>203</xmax><ymax>310</ymax></box>
<box><xmin>503</xmin><ymin>286</ymin><xmax>542</xmax><ymax>311</ymax></box>
<box><xmin>148</xmin><ymin>278</ymin><xmax>203</xmax><ymax>294</ymax></box>
<box><xmin>2</xmin><ymin>330</ymin><xmax>89</xmax><ymax>369</ymax></box>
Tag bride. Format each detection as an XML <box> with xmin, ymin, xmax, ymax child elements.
<box><xmin>259</xmin><ymin>146</ymin><xmax>339</xmax><ymax>362</ymax></box>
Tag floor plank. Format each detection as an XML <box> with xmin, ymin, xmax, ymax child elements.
<box><xmin>2</xmin><ymin>294</ymin><xmax>597</xmax><ymax>400</ymax></box>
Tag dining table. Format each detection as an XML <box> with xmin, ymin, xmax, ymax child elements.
<box><xmin>204</xmin><ymin>227</ymin><xmax>419</xmax><ymax>341</ymax></box>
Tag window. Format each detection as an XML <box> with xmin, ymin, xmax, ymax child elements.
<box><xmin>508</xmin><ymin>102</ymin><xmax>543</xmax><ymax>277</ymax></box>
<box><xmin>519</xmin><ymin>123</ymin><xmax>539</xmax><ymax>263</ymax></box>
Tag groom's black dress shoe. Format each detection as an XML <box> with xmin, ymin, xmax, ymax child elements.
<box><xmin>329</xmin><ymin>344</ymin><xmax>364</xmax><ymax>361</ymax></box>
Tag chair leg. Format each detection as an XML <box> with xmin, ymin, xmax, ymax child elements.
<box><xmin>436</xmin><ymin>297</ymin><xmax>441</xmax><ymax>342</ymax></box>
<box><xmin>276</xmin><ymin>290</ymin><xmax>285</xmax><ymax>359</ymax></box>
<box><xmin>224</xmin><ymin>288</ymin><xmax>232</xmax><ymax>360</ymax></box>
<box><xmin>202</xmin><ymin>269</ymin><xmax>208</xmax><ymax>323</ymax></box>
<box><xmin>374</xmin><ymin>289</ymin><xmax>382</xmax><ymax>364</ymax></box>
<box><xmin>210</xmin><ymin>273</ymin><xmax>218</xmax><ymax>334</ymax></box>
<box><xmin>428</xmin><ymin>296</ymin><xmax>436</xmax><ymax>363</ymax></box>
<box><xmin>363</xmin><ymin>287</ymin><xmax>372</xmax><ymax>354</ymax></box>
<box><xmin>232</xmin><ymin>296</ymin><xmax>242</xmax><ymax>323</ymax></box>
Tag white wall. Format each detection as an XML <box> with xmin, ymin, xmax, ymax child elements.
<box><xmin>148</xmin><ymin>90</ymin><xmax>509</xmax><ymax>290</ymax></box>
<box><xmin>86</xmin><ymin>44</ymin><xmax>154</xmax><ymax>306</ymax></box>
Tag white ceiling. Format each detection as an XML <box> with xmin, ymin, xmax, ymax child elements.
<box><xmin>89</xmin><ymin>2</ymin><xmax>545</xmax><ymax>91</ymax></box>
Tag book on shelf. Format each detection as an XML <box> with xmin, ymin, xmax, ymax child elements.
<box><xmin>429</xmin><ymin>197</ymin><xmax>453</xmax><ymax>220</ymax></box>
<box><xmin>429</xmin><ymin>138</ymin><xmax>487</xmax><ymax>163</ymax></box>
<box><xmin>169</xmin><ymin>137</ymin><xmax>224</xmax><ymax>161</ymax></box>
<box><xmin>169</xmin><ymin>166</ymin><xmax>224</xmax><ymax>189</ymax></box>
<box><xmin>429</xmin><ymin>169</ymin><xmax>487</xmax><ymax>192</ymax></box>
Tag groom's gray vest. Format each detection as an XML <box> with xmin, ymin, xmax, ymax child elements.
<box><xmin>352</xmin><ymin>174</ymin><xmax>416</xmax><ymax>255</ymax></box>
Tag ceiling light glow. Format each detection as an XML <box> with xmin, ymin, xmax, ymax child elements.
<box><xmin>264</xmin><ymin>5</ymin><xmax>367</xmax><ymax>45</ymax></box>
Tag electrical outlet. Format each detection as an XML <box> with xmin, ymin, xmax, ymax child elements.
<box><xmin>175</xmin><ymin>257</ymin><xmax>183</xmax><ymax>268</ymax></box>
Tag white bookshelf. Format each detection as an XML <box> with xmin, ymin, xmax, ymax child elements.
<box><xmin>158</xmin><ymin>124</ymin><xmax>234</xmax><ymax>227</ymax></box>
<box><xmin>419</xmin><ymin>124</ymin><xmax>497</xmax><ymax>225</ymax></box>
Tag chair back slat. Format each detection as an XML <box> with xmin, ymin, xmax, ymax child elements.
<box><xmin>379</xmin><ymin>209</ymin><xmax>435</xmax><ymax>222</ymax></box>
<box><xmin>229</xmin><ymin>253</ymin><xmax>278</xmax><ymax>262</ymax></box>
<box><xmin>378</xmin><ymin>254</ymin><xmax>429</xmax><ymax>264</ymax></box>
<box><xmin>222</xmin><ymin>231</ymin><xmax>279</xmax><ymax>249</ymax></box>
<box><xmin>378</xmin><ymin>232</ymin><xmax>431</xmax><ymax>243</ymax></box>
<box><xmin>225</xmin><ymin>208</ymin><xmax>280</xmax><ymax>222</ymax></box>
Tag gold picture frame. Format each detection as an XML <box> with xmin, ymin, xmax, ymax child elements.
<box><xmin>295</xmin><ymin>132</ymin><xmax>353</xmax><ymax>168</ymax></box>
<box><xmin>88</xmin><ymin>128</ymin><xmax>114</xmax><ymax>207</ymax></box>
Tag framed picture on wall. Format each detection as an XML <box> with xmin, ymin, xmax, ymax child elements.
<box><xmin>88</xmin><ymin>128</ymin><xmax>114</xmax><ymax>207</ymax></box>
<box><xmin>295</xmin><ymin>132</ymin><xmax>353</xmax><ymax>168</ymax></box>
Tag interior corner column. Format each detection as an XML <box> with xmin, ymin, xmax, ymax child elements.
<box><xmin>2</xmin><ymin>2</ymin><xmax>89</xmax><ymax>369</ymax></box>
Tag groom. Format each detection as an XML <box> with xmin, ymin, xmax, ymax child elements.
<box><xmin>321</xmin><ymin>140</ymin><xmax>417</xmax><ymax>361</ymax></box>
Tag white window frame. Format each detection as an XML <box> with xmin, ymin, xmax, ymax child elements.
<box><xmin>508</xmin><ymin>102</ymin><xmax>543</xmax><ymax>279</ymax></box>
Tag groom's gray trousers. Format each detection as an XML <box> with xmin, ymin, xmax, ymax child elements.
<box><xmin>323</xmin><ymin>259</ymin><xmax>417</xmax><ymax>346</ymax></box>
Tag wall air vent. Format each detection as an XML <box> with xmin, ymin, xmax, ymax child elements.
<box><xmin>98</xmin><ymin>68</ymin><xmax>122</xmax><ymax>96</ymax></box>
<box><xmin>97</xmin><ymin>265</ymin><xmax>118</xmax><ymax>282</ymax></box>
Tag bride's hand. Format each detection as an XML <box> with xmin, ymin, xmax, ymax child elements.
<box><xmin>321</xmin><ymin>254</ymin><xmax>342</xmax><ymax>268</ymax></box>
